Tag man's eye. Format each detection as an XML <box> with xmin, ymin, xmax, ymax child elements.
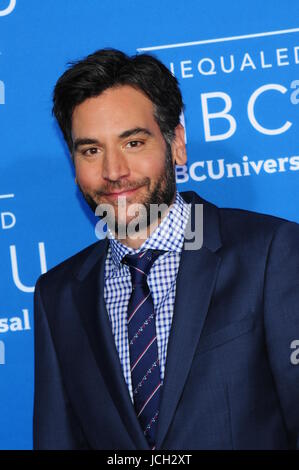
<box><xmin>82</xmin><ymin>147</ymin><xmax>99</xmax><ymax>156</ymax></box>
<box><xmin>126</xmin><ymin>140</ymin><xmax>143</xmax><ymax>148</ymax></box>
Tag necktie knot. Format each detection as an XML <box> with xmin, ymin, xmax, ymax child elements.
<box><xmin>122</xmin><ymin>249</ymin><xmax>164</xmax><ymax>285</ymax></box>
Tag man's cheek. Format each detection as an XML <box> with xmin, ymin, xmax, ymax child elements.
<box><xmin>76</xmin><ymin>169</ymin><xmax>99</xmax><ymax>191</ymax></box>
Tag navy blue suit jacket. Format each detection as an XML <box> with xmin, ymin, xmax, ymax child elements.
<box><xmin>33</xmin><ymin>191</ymin><xmax>299</xmax><ymax>449</ymax></box>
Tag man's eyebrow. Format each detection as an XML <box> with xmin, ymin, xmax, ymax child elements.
<box><xmin>73</xmin><ymin>138</ymin><xmax>100</xmax><ymax>152</ymax></box>
<box><xmin>118</xmin><ymin>127</ymin><xmax>153</xmax><ymax>139</ymax></box>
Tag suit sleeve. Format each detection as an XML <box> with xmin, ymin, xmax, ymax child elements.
<box><xmin>263</xmin><ymin>220</ymin><xmax>299</xmax><ymax>449</ymax></box>
<box><xmin>33</xmin><ymin>276</ymin><xmax>88</xmax><ymax>449</ymax></box>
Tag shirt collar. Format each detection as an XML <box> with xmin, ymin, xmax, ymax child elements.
<box><xmin>107</xmin><ymin>191</ymin><xmax>191</xmax><ymax>269</ymax></box>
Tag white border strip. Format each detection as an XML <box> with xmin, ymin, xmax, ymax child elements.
<box><xmin>0</xmin><ymin>194</ymin><xmax>14</xmax><ymax>199</ymax></box>
<box><xmin>137</xmin><ymin>27</ymin><xmax>299</xmax><ymax>52</ymax></box>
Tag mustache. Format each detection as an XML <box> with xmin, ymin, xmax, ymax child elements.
<box><xmin>95</xmin><ymin>177</ymin><xmax>150</xmax><ymax>196</ymax></box>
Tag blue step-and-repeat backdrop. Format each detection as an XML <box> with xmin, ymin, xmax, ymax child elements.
<box><xmin>0</xmin><ymin>0</ymin><xmax>298</xmax><ymax>449</ymax></box>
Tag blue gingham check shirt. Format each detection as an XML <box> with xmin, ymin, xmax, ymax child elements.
<box><xmin>104</xmin><ymin>191</ymin><xmax>191</xmax><ymax>402</ymax></box>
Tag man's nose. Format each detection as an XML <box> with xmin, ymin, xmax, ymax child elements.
<box><xmin>102</xmin><ymin>147</ymin><xmax>130</xmax><ymax>182</ymax></box>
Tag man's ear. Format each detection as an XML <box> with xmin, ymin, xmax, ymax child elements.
<box><xmin>171</xmin><ymin>124</ymin><xmax>187</xmax><ymax>166</ymax></box>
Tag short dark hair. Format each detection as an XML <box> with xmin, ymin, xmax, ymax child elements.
<box><xmin>52</xmin><ymin>48</ymin><xmax>184</xmax><ymax>154</ymax></box>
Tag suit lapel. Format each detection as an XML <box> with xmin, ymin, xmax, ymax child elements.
<box><xmin>71</xmin><ymin>240</ymin><xmax>150</xmax><ymax>450</ymax></box>
<box><xmin>155</xmin><ymin>192</ymin><xmax>222</xmax><ymax>448</ymax></box>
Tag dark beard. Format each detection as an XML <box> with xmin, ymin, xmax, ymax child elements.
<box><xmin>78</xmin><ymin>143</ymin><xmax>176</xmax><ymax>235</ymax></box>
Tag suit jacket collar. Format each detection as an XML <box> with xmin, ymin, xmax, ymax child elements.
<box><xmin>71</xmin><ymin>190</ymin><xmax>222</xmax><ymax>449</ymax></box>
<box><xmin>180</xmin><ymin>190</ymin><xmax>222</xmax><ymax>253</ymax></box>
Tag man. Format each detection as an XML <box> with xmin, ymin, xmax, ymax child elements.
<box><xmin>33</xmin><ymin>48</ymin><xmax>299</xmax><ymax>450</ymax></box>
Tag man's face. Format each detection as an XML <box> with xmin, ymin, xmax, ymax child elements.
<box><xmin>71</xmin><ymin>85</ymin><xmax>186</xmax><ymax>235</ymax></box>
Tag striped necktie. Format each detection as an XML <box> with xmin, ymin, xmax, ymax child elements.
<box><xmin>122</xmin><ymin>249</ymin><xmax>164</xmax><ymax>449</ymax></box>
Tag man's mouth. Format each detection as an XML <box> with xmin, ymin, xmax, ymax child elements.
<box><xmin>103</xmin><ymin>185</ymin><xmax>143</xmax><ymax>199</ymax></box>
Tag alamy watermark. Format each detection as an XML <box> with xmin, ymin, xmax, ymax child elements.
<box><xmin>290</xmin><ymin>339</ymin><xmax>299</xmax><ymax>365</ymax></box>
<box><xmin>94</xmin><ymin>197</ymin><xmax>203</xmax><ymax>250</ymax></box>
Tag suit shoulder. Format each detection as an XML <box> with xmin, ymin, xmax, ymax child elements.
<box><xmin>36</xmin><ymin>239</ymin><xmax>108</xmax><ymax>288</ymax></box>
<box><xmin>219</xmin><ymin>205</ymin><xmax>287</xmax><ymax>225</ymax></box>
<box><xmin>180</xmin><ymin>189</ymin><xmax>299</xmax><ymax>247</ymax></box>
<box><xmin>218</xmin><ymin>205</ymin><xmax>299</xmax><ymax>245</ymax></box>
<box><xmin>219</xmin><ymin>205</ymin><xmax>297</xmax><ymax>228</ymax></box>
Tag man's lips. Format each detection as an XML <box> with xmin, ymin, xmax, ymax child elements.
<box><xmin>103</xmin><ymin>185</ymin><xmax>143</xmax><ymax>199</ymax></box>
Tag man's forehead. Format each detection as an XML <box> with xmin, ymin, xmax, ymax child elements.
<box><xmin>71</xmin><ymin>85</ymin><xmax>159</xmax><ymax>139</ymax></box>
